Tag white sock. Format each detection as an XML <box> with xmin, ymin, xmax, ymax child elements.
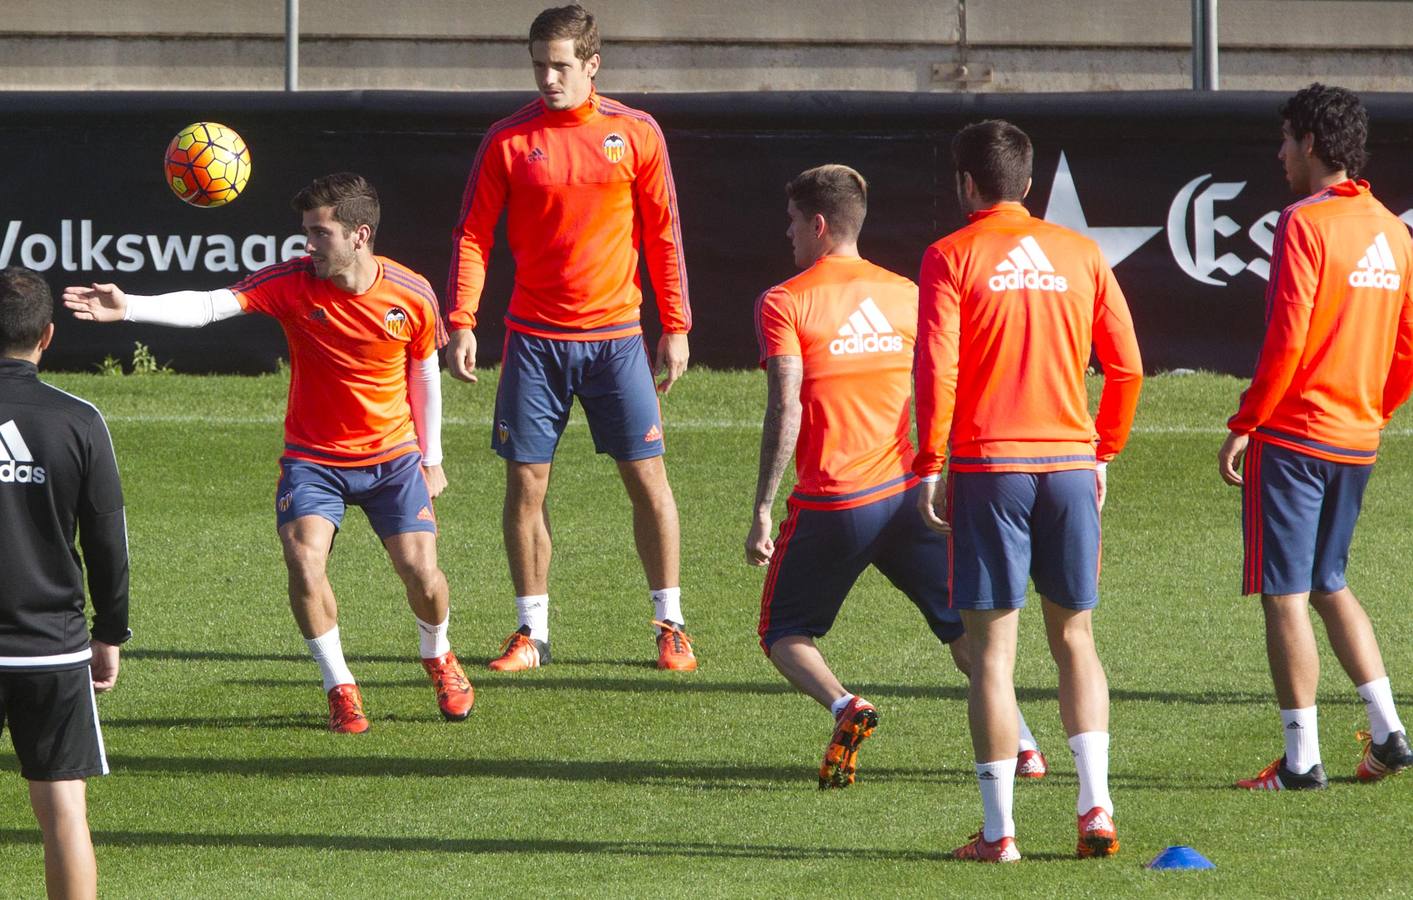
<box><xmin>1357</xmin><ymin>677</ymin><xmax>1404</xmax><ymax>744</ymax></box>
<box><xmin>651</xmin><ymin>587</ymin><xmax>683</xmax><ymax>630</ymax></box>
<box><xmin>1281</xmin><ymin>706</ymin><xmax>1321</xmax><ymax>773</ymax></box>
<box><xmin>1068</xmin><ymin>731</ymin><xmax>1113</xmax><ymax>816</ymax></box>
<box><xmin>415</xmin><ymin>614</ymin><xmax>450</xmax><ymax>660</ymax></box>
<box><xmin>515</xmin><ymin>595</ymin><xmax>549</xmax><ymax>643</ymax></box>
<box><xmin>1017</xmin><ymin>710</ymin><xmax>1038</xmax><ymax>753</ymax></box>
<box><xmin>975</xmin><ymin>758</ymin><xmax>1017</xmax><ymax>842</ymax></box>
<box><xmin>306</xmin><ymin>626</ymin><xmax>355</xmax><ymax>692</ymax></box>
<box><xmin>829</xmin><ymin>693</ymin><xmax>855</xmax><ymax>718</ymax></box>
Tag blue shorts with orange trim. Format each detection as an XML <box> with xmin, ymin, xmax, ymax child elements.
<box><xmin>757</xmin><ymin>483</ymin><xmax>963</xmax><ymax>653</ymax></box>
<box><xmin>275</xmin><ymin>452</ymin><xmax>436</xmax><ymax>540</ymax></box>
<box><xmin>493</xmin><ymin>331</ymin><xmax>664</xmax><ymax>463</ymax></box>
<box><xmin>1241</xmin><ymin>438</ymin><xmax>1372</xmax><ymax>596</ymax></box>
<box><xmin>949</xmin><ymin>468</ymin><xmax>1100</xmax><ymax>611</ymax></box>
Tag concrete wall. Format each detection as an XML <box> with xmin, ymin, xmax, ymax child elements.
<box><xmin>3</xmin><ymin>1</ymin><xmax>1411</xmax><ymax>92</ymax></box>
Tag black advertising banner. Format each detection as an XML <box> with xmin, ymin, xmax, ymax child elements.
<box><xmin>1</xmin><ymin>90</ymin><xmax>1410</xmax><ymax>374</ymax></box>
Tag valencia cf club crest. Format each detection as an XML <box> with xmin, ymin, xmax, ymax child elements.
<box><xmin>497</xmin><ymin>420</ymin><xmax>510</xmax><ymax>444</ymax></box>
<box><xmin>384</xmin><ymin>307</ymin><xmax>409</xmax><ymax>337</ymax></box>
<box><xmin>602</xmin><ymin>133</ymin><xmax>626</xmax><ymax>164</ymax></box>
<box><xmin>277</xmin><ymin>490</ymin><xmax>293</xmax><ymax>513</ymax></box>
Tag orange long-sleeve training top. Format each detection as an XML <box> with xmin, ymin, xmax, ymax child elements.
<box><xmin>1228</xmin><ymin>179</ymin><xmax>1413</xmax><ymax>464</ymax></box>
<box><xmin>445</xmin><ymin>90</ymin><xmax>690</xmax><ymax>341</ymax></box>
<box><xmin>914</xmin><ymin>202</ymin><xmax>1144</xmax><ymax>477</ymax></box>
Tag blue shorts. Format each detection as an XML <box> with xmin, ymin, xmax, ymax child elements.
<box><xmin>949</xmin><ymin>468</ymin><xmax>1101</xmax><ymax>611</ymax></box>
<box><xmin>493</xmin><ymin>331</ymin><xmax>664</xmax><ymax>463</ymax></box>
<box><xmin>275</xmin><ymin>452</ymin><xmax>436</xmax><ymax>540</ymax></box>
<box><xmin>1241</xmin><ymin>439</ymin><xmax>1372</xmax><ymax>596</ymax></box>
<box><xmin>757</xmin><ymin>484</ymin><xmax>964</xmax><ymax>653</ymax></box>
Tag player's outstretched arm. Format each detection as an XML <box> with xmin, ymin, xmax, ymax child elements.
<box><xmin>65</xmin><ymin>285</ymin><xmax>244</xmax><ymax>328</ymax></box>
<box><xmin>63</xmin><ymin>283</ymin><xmax>129</xmax><ymax>322</ymax></box>
<box><xmin>747</xmin><ymin>355</ymin><xmax>802</xmax><ymax>566</ymax></box>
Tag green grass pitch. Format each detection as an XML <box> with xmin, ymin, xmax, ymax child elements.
<box><xmin>1</xmin><ymin>369</ymin><xmax>1410</xmax><ymax>897</ymax></box>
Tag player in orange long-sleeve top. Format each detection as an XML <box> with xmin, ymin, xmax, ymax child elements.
<box><xmin>1218</xmin><ymin>84</ymin><xmax>1413</xmax><ymax>791</ymax></box>
<box><xmin>64</xmin><ymin>174</ymin><xmax>474</xmax><ymax>733</ymax></box>
<box><xmin>444</xmin><ymin>5</ymin><xmax>696</xmax><ymax>672</ymax></box>
<box><xmin>914</xmin><ymin>121</ymin><xmax>1142</xmax><ymax>862</ymax></box>
<box><xmin>747</xmin><ymin>164</ymin><xmax>1050</xmax><ymax>789</ymax></box>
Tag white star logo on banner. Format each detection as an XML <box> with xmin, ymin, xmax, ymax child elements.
<box><xmin>1042</xmin><ymin>152</ymin><xmax>1160</xmax><ymax>268</ymax></box>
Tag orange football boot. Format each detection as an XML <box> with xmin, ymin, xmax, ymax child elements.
<box><xmin>819</xmin><ymin>696</ymin><xmax>878</xmax><ymax>789</ymax></box>
<box><xmin>488</xmin><ymin>627</ymin><xmax>549</xmax><ymax>672</ymax></box>
<box><xmin>422</xmin><ymin>651</ymin><xmax>474</xmax><ymax>720</ymax></box>
<box><xmin>653</xmin><ymin>620</ymin><xmax>697</xmax><ymax>671</ymax></box>
<box><xmin>1076</xmin><ymin>806</ymin><xmax>1120</xmax><ymax>858</ymax></box>
<box><xmin>327</xmin><ymin>683</ymin><xmax>369</xmax><ymax>734</ymax></box>
<box><xmin>952</xmin><ymin>831</ymin><xmax>1021</xmax><ymax>863</ymax></box>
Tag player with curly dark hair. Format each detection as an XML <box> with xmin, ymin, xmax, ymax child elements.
<box><xmin>1278</xmin><ymin>82</ymin><xmax>1368</xmax><ymax>180</ymax></box>
<box><xmin>1219</xmin><ymin>84</ymin><xmax>1413</xmax><ymax>791</ymax></box>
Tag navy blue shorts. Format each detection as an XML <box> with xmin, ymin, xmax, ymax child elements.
<box><xmin>757</xmin><ymin>484</ymin><xmax>964</xmax><ymax>653</ymax></box>
<box><xmin>493</xmin><ymin>332</ymin><xmax>664</xmax><ymax>464</ymax></box>
<box><xmin>949</xmin><ymin>468</ymin><xmax>1101</xmax><ymax>611</ymax></box>
<box><xmin>276</xmin><ymin>452</ymin><xmax>436</xmax><ymax>540</ymax></box>
<box><xmin>1241</xmin><ymin>439</ymin><xmax>1372</xmax><ymax>596</ymax></box>
<box><xmin>1</xmin><ymin>666</ymin><xmax>108</xmax><ymax>781</ymax></box>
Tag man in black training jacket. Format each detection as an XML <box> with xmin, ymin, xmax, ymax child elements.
<box><xmin>0</xmin><ymin>266</ymin><xmax>130</xmax><ymax>900</ymax></box>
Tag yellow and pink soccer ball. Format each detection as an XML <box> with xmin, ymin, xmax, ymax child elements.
<box><xmin>163</xmin><ymin>122</ymin><xmax>250</xmax><ymax>207</ymax></box>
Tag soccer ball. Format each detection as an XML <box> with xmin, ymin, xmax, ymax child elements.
<box><xmin>163</xmin><ymin>122</ymin><xmax>251</xmax><ymax>207</ymax></box>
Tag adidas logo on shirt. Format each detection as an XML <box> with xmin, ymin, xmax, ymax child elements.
<box><xmin>1348</xmin><ymin>233</ymin><xmax>1402</xmax><ymax>290</ymax></box>
<box><xmin>989</xmin><ymin>236</ymin><xmax>1069</xmax><ymax>293</ymax></box>
<box><xmin>829</xmin><ymin>297</ymin><xmax>905</xmax><ymax>355</ymax></box>
<box><xmin>0</xmin><ymin>419</ymin><xmax>46</xmax><ymax>484</ymax></box>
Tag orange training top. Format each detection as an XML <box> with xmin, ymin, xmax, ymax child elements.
<box><xmin>914</xmin><ymin>202</ymin><xmax>1143</xmax><ymax>476</ymax></box>
<box><xmin>1228</xmin><ymin>179</ymin><xmax>1413</xmax><ymax>464</ymax></box>
<box><xmin>446</xmin><ymin>90</ymin><xmax>690</xmax><ymax>341</ymax></box>
<box><xmin>756</xmin><ymin>255</ymin><xmax>920</xmax><ymax>510</ymax></box>
<box><xmin>230</xmin><ymin>256</ymin><xmax>445</xmax><ymax>467</ymax></box>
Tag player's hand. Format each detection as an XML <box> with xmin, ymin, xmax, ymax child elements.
<box><xmin>656</xmin><ymin>332</ymin><xmax>690</xmax><ymax>394</ymax></box>
<box><xmin>745</xmin><ymin>511</ymin><xmax>774</xmax><ymax>566</ymax></box>
<box><xmin>917</xmin><ymin>479</ymin><xmax>951</xmax><ymax>534</ymax></box>
<box><xmin>90</xmin><ymin>640</ymin><xmax>120</xmax><ymax>692</ymax></box>
<box><xmin>63</xmin><ymin>283</ymin><xmax>129</xmax><ymax>322</ymax></box>
<box><xmin>1095</xmin><ymin>463</ymin><xmax>1108</xmax><ymax>511</ymax></box>
<box><xmin>422</xmin><ymin>464</ymin><xmax>448</xmax><ymax>500</ymax></box>
<box><xmin>446</xmin><ymin>329</ymin><xmax>478</xmax><ymax>383</ymax></box>
<box><xmin>1218</xmin><ymin>431</ymin><xmax>1248</xmax><ymax>486</ymax></box>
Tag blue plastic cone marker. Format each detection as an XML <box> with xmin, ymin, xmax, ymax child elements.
<box><xmin>1146</xmin><ymin>846</ymin><xmax>1216</xmax><ymax>870</ymax></box>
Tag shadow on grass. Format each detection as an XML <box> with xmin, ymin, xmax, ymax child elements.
<box><xmin>0</xmin><ymin>827</ymin><xmax>1098</xmax><ymax>862</ymax></box>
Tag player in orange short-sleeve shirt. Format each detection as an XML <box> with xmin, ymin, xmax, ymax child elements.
<box><xmin>914</xmin><ymin>121</ymin><xmax>1142</xmax><ymax>862</ymax></box>
<box><xmin>1217</xmin><ymin>84</ymin><xmax>1413</xmax><ymax>791</ymax></box>
<box><xmin>747</xmin><ymin>164</ymin><xmax>1050</xmax><ymax>791</ymax></box>
<box><xmin>64</xmin><ymin>174</ymin><xmax>474</xmax><ymax>733</ymax></box>
<box><xmin>444</xmin><ymin>6</ymin><xmax>696</xmax><ymax>674</ymax></box>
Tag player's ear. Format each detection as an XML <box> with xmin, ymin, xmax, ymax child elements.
<box><xmin>812</xmin><ymin>213</ymin><xmax>827</xmax><ymax>240</ymax></box>
<box><xmin>1300</xmin><ymin>132</ymin><xmax>1316</xmax><ymax>158</ymax></box>
<box><xmin>354</xmin><ymin>224</ymin><xmax>372</xmax><ymax>250</ymax></box>
<box><xmin>38</xmin><ymin>322</ymin><xmax>55</xmax><ymax>353</ymax></box>
<box><xmin>585</xmin><ymin>53</ymin><xmax>600</xmax><ymax>80</ymax></box>
<box><xmin>1021</xmin><ymin>177</ymin><xmax>1033</xmax><ymax>200</ymax></box>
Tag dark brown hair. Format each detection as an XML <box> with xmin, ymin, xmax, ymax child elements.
<box><xmin>291</xmin><ymin>173</ymin><xmax>380</xmax><ymax>245</ymax></box>
<box><xmin>529</xmin><ymin>5</ymin><xmax>600</xmax><ymax>60</ymax></box>
<box><xmin>0</xmin><ymin>267</ymin><xmax>53</xmax><ymax>355</ymax></box>
<box><xmin>786</xmin><ymin>164</ymin><xmax>868</xmax><ymax>241</ymax></box>
<box><xmin>952</xmin><ymin>120</ymin><xmax>1033</xmax><ymax>203</ymax></box>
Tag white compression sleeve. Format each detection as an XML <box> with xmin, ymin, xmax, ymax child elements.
<box><xmin>123</xmin><ymin>289</ymin><xmax>243</xmax><ymax>327</ymax></box>
<box><xmin>408</xmin><ymin>353</ymin><xmax>443</xmax><ymax>466</ymax></box>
